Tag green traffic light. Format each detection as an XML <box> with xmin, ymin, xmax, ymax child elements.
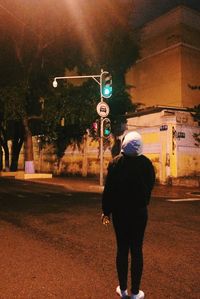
<box><xmin>103</xmin><ymin>118</ymin><xmax>111</xmax><ymax>137</ymax></box>
<box><xmin>104</xmin><ymin>128</ymin><xmax>111</xmax><ymax>136</ymax></box>
<box><xmin>102</xmin><ymin>86</ymin><xmax>112</xmax><ymax>97</ymax></box>
<box><xmin>101</xmin><ymin>71</ymin><xmax>112</xmax><ymax>98</ymax></box>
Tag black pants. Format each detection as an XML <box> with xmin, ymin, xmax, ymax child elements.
<box><xmin>112</xmin><ymin>208</ymin><xmax>148</xmax><ymax>294</ymax></box>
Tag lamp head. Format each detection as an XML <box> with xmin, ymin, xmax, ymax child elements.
<box><xmin>53</xmin><ymin>79</ymin><xmax>58</xmax><ymax>88</ymax></box>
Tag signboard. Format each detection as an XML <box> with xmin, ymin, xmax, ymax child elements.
<box><xmin>160</xmin><ymin>125</ymin><xmax>168</xmax><ymax>131</ymax></box>
<box><xmin>96</xmin><ymin>102</ymin><xmax>109</xmax><ymax>117</ymax></box>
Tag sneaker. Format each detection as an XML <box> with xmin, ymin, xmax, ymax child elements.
<box><xmin>130</xmin><ymin>290</ymin><xmax>145</xmax><ymax>299</ymax></box>
<box><xmin>116</xmin><ymin>285</ymin><xmax>128</xmax><ymax>298</ymax></box>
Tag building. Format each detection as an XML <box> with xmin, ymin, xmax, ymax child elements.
<box><xmin>126</xmin><ymin>5</ymin><xmax>200</xmax><ymax>108</ymax></box>
<box><xmin>126</xmin><ymin>106</ymin><xmax>200</xmax><ymax>186</ymax></box>
<box><xmin>125</xmin><ymin>5</ymin><xmax>200</xmax><ymax>186</ymax></box>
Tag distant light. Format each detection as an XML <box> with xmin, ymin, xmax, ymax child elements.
<box><xmin>53</xmin><ymin>79</ymin><xmax>58</xmax><ymax>88</ymax></box>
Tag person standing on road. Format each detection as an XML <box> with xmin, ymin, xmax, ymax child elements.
<box><xmin>101</xmin><ymin>131</ymin><xmax>155</xmax><ymax>299</ymax></box>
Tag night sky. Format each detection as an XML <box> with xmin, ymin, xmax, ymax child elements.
<box><xmin>132</xmin><ymin>0</ymin><xmax>200</xmax><ymax>28</ymax></box>
<box><xmin>0</xmin><ymin>0</ymin><xmax>199</xmax><ymax>65</ymax></box>
<box><xmin>1</xmin><ymin>1</ymin><xmax>199</xmax><ymax>25</ymax></box>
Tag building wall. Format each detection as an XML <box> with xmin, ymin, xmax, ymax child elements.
<box><xmin>127</xmin><ymin>46</ymin><xmax>182</xmax><ymax>107</ymax></box>
<box><xmin>126</xmin><ymin>6</ymin><xmax>200</xmax><ymax>108</ymax></box>
<box><xmin>181</xmin><ymin>45</ymin><xmax>200</xmax><ymax>107</ymax></box>
<box><xmin>176</xmin><ymin>125</ymin><xmax>200</xmax><ymax>177</ymax></box>
<box><xmin>14</xmin><ymin>136</ymin><xmax>113</xmax><ymax>179</ymax></box>
<box><xmin>126</xmin><ymin>109</ymin><xmax>200</xmax><ymax>184</ymax></box>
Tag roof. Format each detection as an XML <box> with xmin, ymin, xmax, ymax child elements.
<box><xmin>126</xmin><ymin>105</ymin><xmax>188</xmax><ymax>118</ymax></box>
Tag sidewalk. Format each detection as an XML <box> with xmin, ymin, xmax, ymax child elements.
<box><xmin>30</xmin><ymin>175</ymin><xmax>200</xmax><ymax>199</ymax></box>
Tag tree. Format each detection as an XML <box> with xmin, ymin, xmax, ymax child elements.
<box><xmin>0</xmin><ymin>0</ymin><xmax>86</xmax><ymax>172</ymax></box>
<box><xmin>189</xmin><ymin>104</ymin><xmax>200</xmax><ymax>147</ymax></box>
<box><xmin>78</xmin><ymin>1</ymin><xmax>140</xmax><ymax>139</ymax></box>
<box><xmin>0</xmin><ymin>0</ymin><xmax>139</xmax><ymax>172</ymax></box>
<box><xmin>0</xmin><ymin>86</ymin><xmax>25</xmax><ymax>171</ymax></box>
<box><xmin>78</xmin><ymin>1</ymin><xmax>139</xmax><ymax>128</ymax></box>
<box><xmin>40</xmin><ymin>79</ymin><xmax>100</xmax><ymax>172</ymax></box>
<box><xmin>0</xmin><ymin>100</ymin><xmax>9</xmax><ymax>171</ymax></box>
<box><xmin>188</xmin><ymin>82</ymin><xmax>200</xmax><ymax>146</ymax></box>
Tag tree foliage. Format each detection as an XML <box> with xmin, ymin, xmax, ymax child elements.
<box><xmin>189</xmin><ymin>104</ymin><xmax>200</xmax><ymax>147</ymax></box>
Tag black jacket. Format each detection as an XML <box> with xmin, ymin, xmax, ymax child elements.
<box><xmin>102</xmin><ymin>153</ymin><xmax>155</xmax><ymax>216</ymax></box>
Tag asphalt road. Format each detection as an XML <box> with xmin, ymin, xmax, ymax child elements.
<box><xmin>0</xmin><ymin>178</ymin><xmax>199</xmax><ymax>299</ymax></box>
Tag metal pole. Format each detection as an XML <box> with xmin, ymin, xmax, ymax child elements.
<box><xmin>100</xmin><ymin>115</ymin><xmax>104</xmax><ymax>186</ymax></box>
<box><xmin>99</xmin><ymin>69</ymin><xmax>104</xmax><ymax>186</ymax></box>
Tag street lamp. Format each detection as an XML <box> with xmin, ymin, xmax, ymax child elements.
<box><xmin>53</xmin><ymin>79</ymin><xmax>58</xmax><ymax>88</ymax></box>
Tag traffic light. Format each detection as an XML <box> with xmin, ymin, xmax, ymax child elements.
<box><xmin>103</xmin><ymin>118</ymin><xmax>111</xmax><ymax>138</ymax></box>
<box><xmin>92</xmin><ymin>121</ymin><xmax>98</xmax><ymax>135</ymax></box>
<box><xmin>100</xmin><ymin>71</ymin><xmax>112</xmax><ymax>98</ymax></box>
<box><xmin>89</xmin><ymin>120</ymin><xmax>99</xmax><ymax>138</ymax></box>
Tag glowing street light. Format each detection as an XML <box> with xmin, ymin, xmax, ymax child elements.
<box><xmin>53</xmin><ymin>79</ymin><xmax>58</xmax><ymax>88</ymax></box>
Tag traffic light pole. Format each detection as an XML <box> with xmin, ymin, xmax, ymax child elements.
<box><xmin>100</xmin><ymin>113</ymin><xmax>104</xmax><ymax>186</ymax></box>
<box><xmin>52</xmin><ymin>70</ymin><xmax>108</xmax><ymax>187</ymax></box>
<box><xmin>99</xmin><ymin>69</ymin><xmax>111</xmax><ymax>186</ymax></box>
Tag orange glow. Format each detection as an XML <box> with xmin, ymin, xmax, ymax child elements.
<box><xmin>64</xmin><ymin>0</ymin><xmax>133</xmax><ymax>60</ymax></box>
<box><xmin>65</xmin><ymin>0</ymin><xmax>97</xmax><ymax>58</ymax></box>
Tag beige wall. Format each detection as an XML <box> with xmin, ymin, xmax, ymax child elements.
<box><xmin>176</xmin><ymin>125</ymin><xmax>200</xmax><ymax>177</ymax></box>
<box><xmin>126</xmin><ymin>6</ymin><xmax>200</xmax><ymax>109</ymax></box>
<box><xmin>181</xmin><ymin>45</ymin><xmax>200</xmax><ymax>107</ymax></box>
<box><xmin>127</xmin><ymin>46</ymin><xmax>182</xmax><ymax>107</ymax></box>
<box><xmin>31</xmin><ymin>137</ymin><xmax>112</xmax><ymax>177</ymax></box>
<box><xmin>126</xmin><ymin>110</ymin><xmax>200</xmax><ymax>184</ymax></box>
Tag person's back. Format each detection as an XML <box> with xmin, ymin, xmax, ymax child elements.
<box><xmin>102</xmin><ymin>132</ymin><xmax>155</xmax><ymax>216</ymax></box>
<box><xmin>105</xmin><ymin>153</ymin><xmax>154</xmax><ymax>210</ymax></box>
